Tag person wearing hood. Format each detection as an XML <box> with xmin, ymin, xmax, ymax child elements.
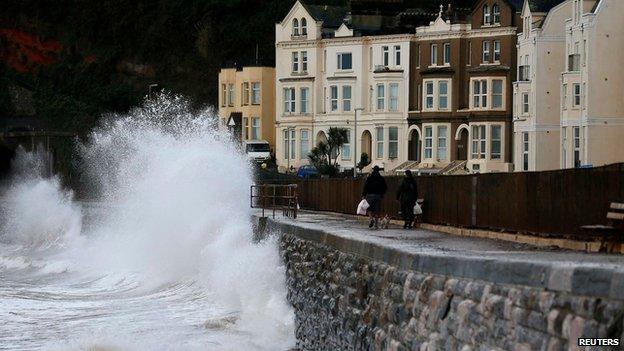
<box><xmin>396</xmin><ymin>170</ymin><xmax>418</xmax><ymax>229</ymax></box>
<box><xmin>362</xmin><ymin>165</ymin><xmax>387</xmax><ymax>229</ymax></box>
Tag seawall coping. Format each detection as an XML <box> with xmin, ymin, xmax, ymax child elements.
<box><xmin>257</xmin><ymin>212</ymin><xmax>624</xmax><ymax>301</ymax></box>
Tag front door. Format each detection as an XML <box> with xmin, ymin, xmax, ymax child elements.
<box><xmin>457</xmin><ymin>129</ymin><xmax>468</xmax><ymax>161</ymax></box>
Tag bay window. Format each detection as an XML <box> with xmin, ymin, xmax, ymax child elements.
<box><xmin>330</xmin><ymin>85</ymin><xmax>338</xmax><ymax>111</ymax></box>
<box><xmin>376</xmin><ymin>84</ymin><xmax>385</xmax><ymax>110</ymax></box>
<box><xmin>438</xmin><ymin>81</ymin><xmax>448</xmax><ymax>109</ymax></box>
<box><xmin>492</xmin><ymin>79</ymin><xmax>503</xmax><ymax>108</ymax></box>
<box><xmin>424</xmin><ymin>126</ymin><xmax>433</xmax><ymax>159</ymax></box>
<box><xmin>389</xmin><ymin>83</ymin><xmax>399</xmax><ymax>111</ymax></box>
<box><xmin>490</xmin><ymin>125</ymin><xmax>501</xmax><ymax>160</ymax></box>
<box><xmin>342</xmin><ymin>129</ymin><xmax>351</xmax><ymax>160</ymax></box>
<box><xmin>389</xmin><ymin>127</ymin><xmax>398</xmax><ymax>159</ymax></box>
<box><xmin>471</xmin><ymin>125</ymin><xmax>486</xmax><ymax>159</ymax></box>
<box><xmin>284</xmin><ymin>88</ymin><xmax>295</xmax><ymax>113</ymax></box>
<box><xmin>437</xmin><ymin>126</ymin><xmax>447</xmax><ymax>160</ymax></box>
<box><xmin>342</xmin><ymin>85</ymin><xmax>352</xmax><ymax>112</ymax></box>
<box><xmin>300</xmin><ymin>87</ymin><xmax>309</xmax><ymax>113</ymax></box>
<box><xmin>300</xmin><ymin>130</ymin><xmax>309</xmax><ymax>160</ymax></box>
<box><xmin>376</xmin><ymin>127</ymin><xmax>384</xmax><ymax>158</ymax></box>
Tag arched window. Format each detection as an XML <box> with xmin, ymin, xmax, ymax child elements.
<box><xmin>293</xmin><ymin>18</ymin><xmax>299</xmax><ymax>36</ymax></box>
<box><xmin>301</xmin><ymin>18</ymin><xmax>307</xmax><ymax>36</ymax></box>
<box><xmin>483</xmin><ymin>5</ymin><xmax>491</xmax><ymax>25</ymax></box>
<box><xmin>492</xmin><ymin>3</ymin><xmax>500</xmax><ymax>24</ymax></box>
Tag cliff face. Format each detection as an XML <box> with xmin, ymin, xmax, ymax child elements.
<box><xmin>1</xmin><ymin>0</ymin><xmax>338</xmax><ymax>129</ymax></box>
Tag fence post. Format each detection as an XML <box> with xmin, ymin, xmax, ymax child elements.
<box><xmin>471</xmin><ymin>175</ymin><xmax>477</xmax><ymax>227</ymax></box>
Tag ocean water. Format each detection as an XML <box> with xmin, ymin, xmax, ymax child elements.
<box><xmin>0</xmin><ymin>95</ymin><xmax>295</xmax><ymax>351</ymax></box>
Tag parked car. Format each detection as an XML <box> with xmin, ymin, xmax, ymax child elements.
<box><xmin>297</xmin><ymin>165</ymin><xmax>318</xmax><ymax>178</ymax></box>
<box><xmin>243</xmin><ymin>140</ymin><xmax>271</xmax><ymax>163</ymax></box>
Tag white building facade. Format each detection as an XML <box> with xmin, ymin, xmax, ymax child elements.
<box><xmin>512</xmin><ymin>0</ymin><xmax>570</xmax><ymax>172</ymax></box>
<box><xmin>560</xmin><ymin>0</ymin><xmax>624</xmax><ymax>169</ymax></box>
<box><xmin>275</xmin><ymin>1</ymin><xmax>412</xmax><ymax>172</ymax></box>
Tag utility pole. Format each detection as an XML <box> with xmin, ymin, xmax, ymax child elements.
<box><xmin>353</xmin><ymin>108</ymin><xmax>364</xmax><ymax>178</ymax></box>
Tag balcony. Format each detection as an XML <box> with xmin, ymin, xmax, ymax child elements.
<box><xmin>568</xmin><ymin>54</ymin><xmax>580</xmax><ymax>72</ymax></box>
<box><xmin>518</xmin><ymin>65</ymin><xmax>530</xmax><ymax>81</ymax></box>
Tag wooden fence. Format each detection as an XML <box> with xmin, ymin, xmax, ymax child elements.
<box><xmin>293</xmin><ymin>163</ymin><xmax>624</xmax><ymax>237</ymax></box>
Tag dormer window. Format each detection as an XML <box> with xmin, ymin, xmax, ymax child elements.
<box><xmin>293</xmin><ymin>18</ymin><xmax>299</xmax><ymax>36</ymax></box>
<box><xmin>301</xmin><ymin>18</ymin><xmax>307</xmax><ymax>36</ymax></box>
<box><xmin>483</xmin><ymin>5</ymin><xmax>491</xmax><ymax>25</ymax></box>
<box><xmin>492</xmin><ymin>4</ymin><xmax>500</xmax><ymax>24</ymax></box>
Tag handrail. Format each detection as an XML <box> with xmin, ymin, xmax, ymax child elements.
<box><xmin>250</xmin><ymin>184</ymin><xmax>298</xmax><ymax>219</ymax></box>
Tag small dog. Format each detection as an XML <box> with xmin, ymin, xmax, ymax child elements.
<box><xmin>379</xmin><ymin>215</ymin><xmax>390</xmax><ymax>229</ymax></box>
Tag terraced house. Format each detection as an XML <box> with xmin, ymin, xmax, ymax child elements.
<box><xmin>218</xmin><ymin>66</ymin><xmax>276</xmax><ymax>151</ymax></box>
<box><xmin>513</xmin><ymin>0</ymin><xmax>624</xmax><ymax>171</ymax></box>
<box><xmin>275</xmin><ymin>1</ymin><xmax>412</xmax><ymax>172</ymax></box>
<box><xmin>407</xmin><ymin>0</ymin><xmax>522</xmax><ymax>174</ymax></box>
<box><xmin>512</xmin><ymin>0</ymin><xmax>571</xmax><ymax>172</ymax></box>
<box><xmin>559</xmin><ymin>0</ymin><xmax>624</xmax><ymax>169</ymax></box>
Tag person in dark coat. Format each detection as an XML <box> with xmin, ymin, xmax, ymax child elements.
<box><xmin>396</xmin><ymin>170</ymin><xmax>418</xmax><ymax>229</ymax></box>
<box><xmin>362</xmin><ymin>165</ymin><xmax>387</xmax><ymax>229</ymax></box>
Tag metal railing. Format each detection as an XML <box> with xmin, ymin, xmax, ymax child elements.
<box><xmin>250</xmin><ymin>184</ymin><xmax>298</xmax><ymax>219</ymax></box>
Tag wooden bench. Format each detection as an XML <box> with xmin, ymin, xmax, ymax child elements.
<box><xmin>581</xmin><ymin>202</ymin><xmax>624</xmax><ymax>252</ymax></box>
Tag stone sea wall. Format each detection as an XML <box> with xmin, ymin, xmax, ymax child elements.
<box><xmin>277</xmin><ymin>232</ymin><xmax>624</xmax><ymax>351</ymax></box>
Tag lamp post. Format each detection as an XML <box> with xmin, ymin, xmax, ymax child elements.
<box><xmin>353</xmin><ymin>107</ymin><xmax>364</xmax><ymax>178</ymax></box>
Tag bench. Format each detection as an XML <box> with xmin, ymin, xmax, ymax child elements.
<box><xmin>581</xmin><ymin>202</ymin><xmax>624</xmax><ymax>252</ymax></box>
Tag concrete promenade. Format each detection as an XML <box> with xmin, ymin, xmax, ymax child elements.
<box><xmin>260</xmin><ymin>210</ymin><xmax>624</xmax><ymax>301</ymax></box>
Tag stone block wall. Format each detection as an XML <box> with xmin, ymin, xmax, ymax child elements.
<box><xmin>280</xmin><ymin>234</ymin><xmax>624</xmax><ymax>350</ymax></box>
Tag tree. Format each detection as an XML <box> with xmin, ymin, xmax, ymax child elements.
<box><xmin>326</xmin><ymin>127</ymin><xmax>348</xmax><ymax>166</ymax></box>
<box><xmin>307</xmin><ymin>127</ymin><xmax>349</xmax><ymax>176</ymax></box>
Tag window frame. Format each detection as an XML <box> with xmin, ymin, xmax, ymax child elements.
<box><xmin>337</xmin><ymin>52</ymin><xmax>353</xmax><ymax>70</ymax></box>
<box><xmin>376</xmin><ymin>84</ymin><xmax>385</xmax><ymax>111</ymax></box>
<box><xmin>483</xmin><ymin>5</ymin><xmax>491</xmax><ymax>25</ymax></box>
<box><xmin>492</xmin><ymin>79</ymin><xmax>503</xmax><ymax>109</ymax></box>
<box><xmin>430</xmin><ymin>43</ymin><xmax>438</xmax><ymax>66</ymax></box>
<box><xmin>443</xmin><ymin>43</ymin><xmax>451</xmax><ymax>65</ymax></box>
<box><xmin>382</xmin><ymin>46</ymin><xmax>389</xmax><ymax>66</ymax></box>
<box><xmin>389</xmin><ymin>83</ymin><xmax>399</xmax><ymax>112</ymax></box>
<box><xmin>292</xmin><ymin>18</ymin><xmax>299</xmax><ymax>36</ymax></box>
<box><xmin>493</xmin><ymin>40</ymin><xmax>501</xmax><ymax>62</ymax></box>
<box><xmin>376</xmin><ymin>127</ymin><xmax>384</xmax><ymax>159</ymax></box>
<box><xmin>342</xmin><ymin>129</ymin><xmax>351</xmax><ymax>160</ymax></box>
<box><xmin>284</xmin><ymin>87</ymin><xmax>296</xmax><ymax>113</ymax></box>
<box><xmin>482</xmin><ymin>41</ymin><xmax>491</xmax><ymax>63</ymax></box>
<box><xmin>424</xmin><ymin>81</ymin><xmax>434</xmax><ymax>110</ymax></box>
<box><xmin>424</xmin><ymin>126</ymin><xmax>433</xmax><ymax>159</ymax></box>
<box><xmin>490</xmin><ymin>125</ymin><xmax>501</xmax><ymax>160</ymax></box>
<box><xmin>301</xmin><ymin>51</ymin><xmax>308</xmax><ymax>73</ymax></box>
<box><xmin>251</xmin><ymin>117</ymin><xmax>260</xmax><ymax>140</ymax></box>
<box><xmin>573</xmin><ymin>83</ymin><xmax>581</xmax><ymax>107</ymax></box>
<box><xmin>227</xmin><ymin>84</ymin><xmax>235</xmax><ymax>107</ymax></box>
<box><xmin>471</xmin><ymin>125</ymin><xmax>486</xmax><ymax>159</ymax></box>
<box><xmin>522</xmin><ymin>132</ymin><xmax>529</xmax><ymax>170</ymax></box>
<box><xmin>438</xmin><ymin>81</ymin><xmax>449</xmax><ymax>110</ymax></box>
<box><xmin>251</xmin><ymin>82</ymin><xmax>261</xmax><ymax>105</ymax></box>
<box><xmin>300</xmin><ymin>129</ymin><xmax>309</xmax><ymax>160</ymax></box>
<box><xmin>300</xmin><ymin>87</ymin><xmax>309</xmax><ymax>114</ymax></box>
<box><xmin>492</xmin><ymin>4</ymin><xmax>500</xmax><ymax>24</ymax></box>
<box><xmin>301</xmin><ymin>18</ymin><xmax>307</xmax><ymax>36</ymax></box>
<box><xmin>522</xmin><ymin>92</ymin><xmax>529</xmax><ymax>114</ymax></box>
<box><xmin>330</xmin><ymin>85</ymin><xmax>339</xmax><ymax>112</ymax></box>
<box><xmin>437</xmin><ymin>125</ymin><xmax>447</xmax><ymax>161</ymax></box>
<box><xmin>388</xmin><ymin>127</ymin><xmax>398</xmax><ymax>159</ymax></box>
<box><xmin>342</xmin><ymin>85</ymin><xmax>352</xmax><ymax>112</ymax></box>
<box><xmin>394</xmin><ymin>45</ymin><xmax>401</xmax><ymax>66</ymax></box>
<box><xmin>292</xmin><ymin>52</ymin><xmax>299</xmax><ymax>73</ymax></box>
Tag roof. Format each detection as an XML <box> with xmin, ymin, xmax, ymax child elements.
<box><xmin>301</xmin><ymin>3</ymin><xmax>349</xmax><ymax>28</ymax></box>
<box><xmin>504</xmin><ymin>0</ymin><xmax>525</xmax><ymax>11</ymax></box>
<box><xmin>527</xmin><ymin>0</ymin><xmax>567</xmax><ymax>12</ymax></box>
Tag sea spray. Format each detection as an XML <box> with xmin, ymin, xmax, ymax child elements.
<box><xmin>0</xmin><ymin>148</ymin><xmax>82</xmax><ymax>249</ymax></box>
<box><xmin>0</xmin><ymin>94</ymin><xmax>295</xmax><ymax>350</ymax></box>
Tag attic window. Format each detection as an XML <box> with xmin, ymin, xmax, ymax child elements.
<box><xmin>301</xmin><ymin>18</ymin><xmax>307</xmax><ymax>35</ymax></box>
<box><xmin>493</xmin><ymin>4</ymin><xmax>500</xmax><ymax>24</ymax></box>
<box><xmin>293</xmin><ymin>18</ymin><xmax>299</xmax><ymax>36</ymax></box>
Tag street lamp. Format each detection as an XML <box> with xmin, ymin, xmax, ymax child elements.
<box><xmin>286</xmin><ymin>127</ymin><xmax>295</xmax><ymax>173</ymax></box>
<box><xmin>353</xmin><ymin>107</ymin><xmax>364</xmax><ymax>178</ymax></box>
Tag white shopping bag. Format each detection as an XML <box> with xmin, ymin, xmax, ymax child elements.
<box><xmin>413</xmin><ymin>202</ymin><xmax>423</xmax><ymax>215</ymax></box>
<box><xmin>357</xmin><ymin>199</ymin><xmax>369</xmax><ymax>215</ymax></box>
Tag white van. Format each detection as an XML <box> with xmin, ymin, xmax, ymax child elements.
<box><xmin>243</xmin><ymin>140</ymin><xmax>271</xmax><ymax>163</ymax></box>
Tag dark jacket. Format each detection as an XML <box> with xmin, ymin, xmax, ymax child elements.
<box><xmin>396</xmin><ymin>176</ymin><xmax>418</xmax><ymax>204</ymax></box>
<box><xmin>362</xmin><ymin>172</ymin><xmax>387</xmax><ymax>196</ymax></box>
